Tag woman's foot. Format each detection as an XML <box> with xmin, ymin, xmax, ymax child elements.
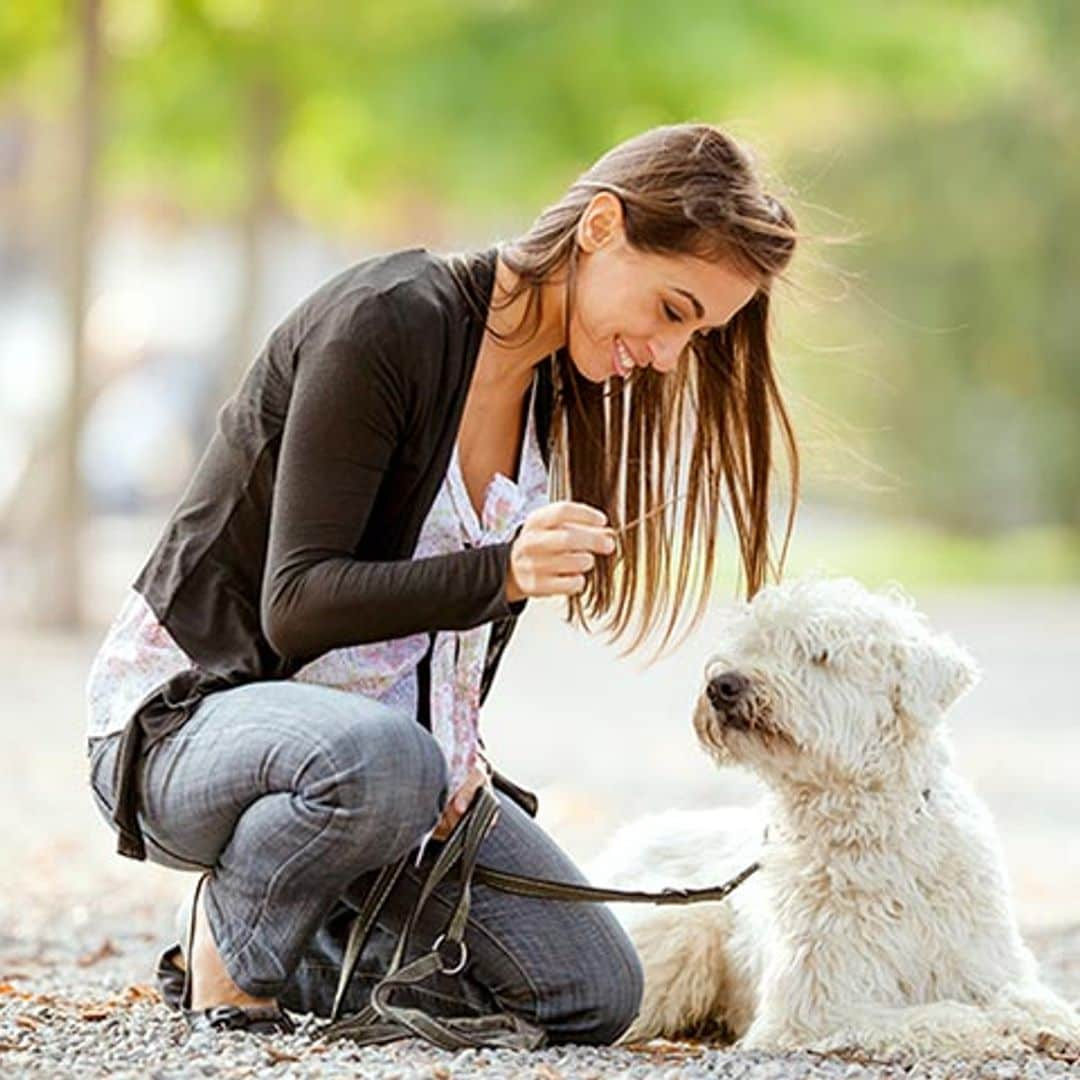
<box><xmin>181</xmin><ymin>877</ymin><xmax>278</xmax><ymax>1012</ymax></box>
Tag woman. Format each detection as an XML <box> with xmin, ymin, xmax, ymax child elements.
<box><xmin>85</xmin><ymin>122</ymin><xmax>799</xmax><ymax>1044</ymax></box>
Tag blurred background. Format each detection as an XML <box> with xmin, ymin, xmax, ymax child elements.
<box><xmin>1</xmin><ymin>0</ymin><xmax>1077</xmax><ymax>942</ymax></box>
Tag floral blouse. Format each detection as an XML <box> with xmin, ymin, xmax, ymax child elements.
<box><xmin>86</xmin><ymin>376</ymin><xmax>549</xmax><ymax>858</ymax></box>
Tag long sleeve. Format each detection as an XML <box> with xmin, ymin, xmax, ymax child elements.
<box><xmin>260</xmin><ymin>325</ymin><xmax>519</xmax><ymax>662</ymax></box>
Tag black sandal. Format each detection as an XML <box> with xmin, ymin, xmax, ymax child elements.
<box><xmin>155</xmin><ymin>943</ymin><xmax>186</xmax><ymax>1011</ymax></box>
<box><xmin>177</xmin><ymin>872</ymin><xmax>295</xmax><ymax>1035</ymax></box>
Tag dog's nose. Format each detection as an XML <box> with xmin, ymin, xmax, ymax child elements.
<box><xmin>706</xmin><ymin>671</ymin><xmax>750</xmax><ymax>709</ymax></box>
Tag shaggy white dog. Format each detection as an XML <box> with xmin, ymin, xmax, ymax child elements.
<box><xmin>589</xmin><ymin>576</ymin><xmax>1080</xmax><ymax>1058</ymax></box>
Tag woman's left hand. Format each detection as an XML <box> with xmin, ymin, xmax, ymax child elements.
<box><xmin>430</xmin><ymin>755</ymin><xmax>495</xmax><ymax>840</ymax></box>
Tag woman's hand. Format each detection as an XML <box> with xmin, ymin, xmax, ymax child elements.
<box><xmin>430</xmin><ymin>755</ymin><xmax>496</xmax><ymax>840</ymax></box>
<box><xmin>505</xmin><ymin>501</ymin><xmax>616</xmax><ymax>603</ymax></box>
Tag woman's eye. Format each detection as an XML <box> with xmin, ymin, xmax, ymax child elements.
<box><xmin>662</xmin><ymin>302</ymin><xmax>684</xmax><ymax>323</ymax></box>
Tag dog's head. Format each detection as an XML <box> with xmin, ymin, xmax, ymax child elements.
<box><xmin>693</xmin><ymin>575</ymin><xmax>981</xmax><ymax>792</ymax></box>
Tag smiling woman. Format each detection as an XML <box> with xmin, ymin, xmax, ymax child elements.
<box><xmin>448</xmin><ymin>122</ymin><xmax>802</xmax><ymax>658</ymax></box>
<box><xmin>84</xmin><ymin>119</ymin><xmax>803</xmax><ymax>1051</ymax></box>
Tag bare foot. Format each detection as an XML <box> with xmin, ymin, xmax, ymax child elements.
<box><xmin>186</xmin><ymin>885</ymin><xmax>276</xmax><ymax>1012</ymax></box>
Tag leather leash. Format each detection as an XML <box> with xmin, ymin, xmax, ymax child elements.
<box><xmin>319</xmin><ymin>784</ymin><xmax>761</xmax><ymax>1050</ymax></box>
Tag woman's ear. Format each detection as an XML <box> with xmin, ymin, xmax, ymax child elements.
<box><xmin>890</xmin><ymin>633</ymin><xmax>981</xmax><ymax>725</ymax></box>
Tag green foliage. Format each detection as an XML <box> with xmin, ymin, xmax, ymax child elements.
<box><xmin>784</xmin><ymin>8</ymin><xmax>1079</xmax><ymax>532</ymax></box>
<box><xmin>1</xmin><ymin>0</ymin><xmax>1035</xmax><ymax>217</ymax></box>
<box><xmin>0</xmin><ymin>0</ymin><xmax>69</xmax><ymax>100</ymax></box>
<box><xmin>783</xmin><ymin>522</ymin><xmax>1080</xmax><ymax>588</ymax></box>
<box><xmin>2</xmin><ymin>0</ymin><xmax>1076</xmax><ymax>547</ymax></box>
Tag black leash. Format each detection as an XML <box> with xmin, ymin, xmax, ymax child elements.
<box><xmin>471</xmin><ymin>857</ymin><xmax>761</xmax><ymax>905</ymax></box>
<box><xmin>320</xmin><ymin>784</ymin><xmax>760</xmax><ymax>1050</ymax></box>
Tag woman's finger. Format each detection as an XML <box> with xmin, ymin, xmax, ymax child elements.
<box><xmin>433</xmin><ymin>759</ymin><xmax>493</xmax><ymax>835</ymax></box>
<box><xmin>454</xmin><ymin>769</ymin><xmax>486</xmax><ymax>812</ymax></box>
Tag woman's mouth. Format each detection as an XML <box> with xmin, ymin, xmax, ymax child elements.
<box><xmin>612</xmin><ymin>336</ymin><xmax>635</xmax><ymax>377</ymax></box>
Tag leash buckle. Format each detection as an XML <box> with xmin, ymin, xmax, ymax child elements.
<box><xmin>432</xmin><ymin>933</ymin><xmax>468</xmax><ymax>975</ymax></box>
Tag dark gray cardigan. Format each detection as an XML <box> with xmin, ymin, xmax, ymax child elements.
<box><xmin>110</xmin><ymin>243</ymin><xmax>554</xmax><ymax>859</ymax></box>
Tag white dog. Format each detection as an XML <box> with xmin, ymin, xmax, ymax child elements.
<box><xmin>589</xmin><ymin>576</ymin><xmax>1080</xmax><ymax>1058</ymax></box>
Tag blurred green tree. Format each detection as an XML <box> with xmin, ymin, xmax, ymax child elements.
<box><xmin>0</xmin><ymin>0</ymin><xmax>1075</xmax><ymax>626</ymax></box>
<box><xmin>787</xmin><ymin>0</ymin><xmax>1078</xmax><ymax>531</ymax></box>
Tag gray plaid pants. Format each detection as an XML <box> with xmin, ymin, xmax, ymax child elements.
<box><xmin>87</xmin><ymin>680</ymin><xmax>643</xmax><ymax>1045</ymax></box>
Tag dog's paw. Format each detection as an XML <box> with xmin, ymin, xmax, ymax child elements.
<box><xmin>803</xmin><ymin>1030</ymin><xmax>874</xmax><ymax>1058</ymax></box>
<box><xmin>805</xmin><ymin>1025</ymin><xmax>1021</xmax><ymax>1062</ymax></box>
<box><xmin>1026</xmin><ymin>1030</ymin><xmax>1080</xmax><ymax>1063</ymax></box>
<box><xmin>737</xmin><ymin>1022</ymin><xmax>795</xmax><ymax>1053</ymax></box>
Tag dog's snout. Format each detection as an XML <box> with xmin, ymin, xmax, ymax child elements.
<box><xmin>707</xmin><ymin>671</ymin><xmax>750</xmax><ymax>709</ymax></box>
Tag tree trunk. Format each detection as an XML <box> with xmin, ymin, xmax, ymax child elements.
<box><xmin>215</xmin><ymin>77</ymin><xmax>280</xmax><ymax>411</ymax></box>
<box><xmin>35</xmin><ymin>0</ymin><xmax>103</xmax><ymax>628</ymax></box>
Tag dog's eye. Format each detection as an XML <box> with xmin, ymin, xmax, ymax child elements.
<box><xmin>811</xmin><ymin>649</ymin><xmax>829</xmax><ymax>666</ymax></box>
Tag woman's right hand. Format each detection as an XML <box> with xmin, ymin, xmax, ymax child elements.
<box><xmin>505</xmin><ymin>501</ymin><xmax>617</xmax><ymax>602</ymax></box>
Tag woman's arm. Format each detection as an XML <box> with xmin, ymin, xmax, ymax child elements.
<box><xmin>260</xmin><ymin>326</ymin><xmax>519</xmax><ymax>662</ymax></box>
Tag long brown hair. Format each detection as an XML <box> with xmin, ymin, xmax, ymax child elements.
<box><xmin>453</xmin><ymin>123</ymin><xmax>800</xmax><ymax>662</ymax></box>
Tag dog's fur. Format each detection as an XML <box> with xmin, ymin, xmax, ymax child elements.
<box><xmin>588</xmin><ymin>576</ymin><xmax>1080</xmax><ymax>1057</ymax></box>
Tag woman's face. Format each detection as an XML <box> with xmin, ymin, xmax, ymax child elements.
<box><xmin>567</xmin><ymin>191</ymin><xmax>761</xmax><ymax>384</ymax></box>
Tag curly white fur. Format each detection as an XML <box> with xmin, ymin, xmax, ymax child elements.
<box><xmin>588</xmin><ymin>574</ymin><xmax>1080</xmax><ymax>1058</ymax></box>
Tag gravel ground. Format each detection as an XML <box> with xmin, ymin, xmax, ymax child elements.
<box><xmin>1</xmin><ymin>908</ymin><xmax>1078</xmax><ymax>1079</ymax></box>
<box><xmin>1</xmin><ymin>841</ymin><xmax>1078</xmax><ymax>1077</ymax></box>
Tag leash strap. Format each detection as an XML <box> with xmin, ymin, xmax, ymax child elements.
<box><xmin>470</xmin><ymin>857</ymin><xmax>761</xmax><ymax>904</ymax></box>
<box><xmin>322</xmin><ymin>783</ymin><xmax>547</xmax><ymax>1050</ymax></box>
<box><xmin>328</xmin><ymin>854</ymin><xmax>408</xmax><ymax>1022</ymax></box>
<box><xmin>321</xmin><ymin>784</ymin><xmax>760</xmax><ymax>1050</ymax></box>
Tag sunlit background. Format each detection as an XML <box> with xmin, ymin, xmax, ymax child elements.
<box><xmin>2</xmin><ymin>1</ymin><xmax>1077</xmax><ymax>932</ymax></box>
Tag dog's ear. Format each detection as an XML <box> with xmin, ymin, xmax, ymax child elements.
<box><xmin>890</xmin><ymin>633</ymin><xmax>981</xmax><ymax>725</ymax></box>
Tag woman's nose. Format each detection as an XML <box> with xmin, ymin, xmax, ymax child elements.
<box><xmin>647</xmin><ymin>335</ymin><xmax>687</xmax><ymax>373</ymax></box>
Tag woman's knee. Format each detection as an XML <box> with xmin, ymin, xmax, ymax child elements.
<box><xmin>294</xmin><ymin>696</ymin><xmax>450</xmax><ymax>835</ymax></box>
